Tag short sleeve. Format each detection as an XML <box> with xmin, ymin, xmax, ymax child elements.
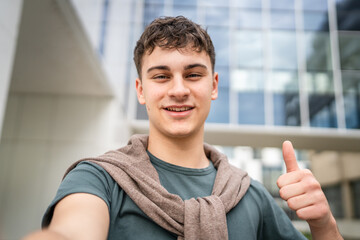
<box><xmin>251</xmin><ymin>180</ymin><xmax>307</xmax><ymax>239</ymax></box>
<box><xmin>41</xmin><ymin>161</ymin><xmax>115</xmax><ymax>228</ymax></box>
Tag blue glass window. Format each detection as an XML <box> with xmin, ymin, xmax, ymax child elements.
<box><xmin>235</xmin><ymin>0</ymin><xmax>262</xmax><ymax>9</ymax></box>
<box><xmin>238</xmin><ymin>92</ymin><xmax>265</xmax><ymax>125</ymax></box>
<box><xmin>235</xmin><ymin>9</ymin><xmax>262</xmax><ymax>30</ymax></box>
<box><xmin>216</xmin><ymin>66</ymin><xmax>230</xmax><ymax>88</ymax></box>
<box><xmin>207</xmin><ymin>87</ymin><xmax>230</xmax><ymax>123</ymax></box>
<box><xmin>172</xmin><ymin>5</ymin><xmax>197</xmax><ymax>21</ymax></box>
<box><xmin>208</xmin><ymin>27</ymin><xmax>230</xmax><ymax>67</ymax></box>
<box><xmin>303</xmin><ymin>0</ymin><xmax>328</xmax><ymax>11</ymax></box>
<box><xmin>342</xmin><ymin>71</ymin><xmax>360</xmax><ymax>129</ymax></box>
<box><xmin>274</xmin><ymin>93</ymin><xmax>300</xmax><ymax>126</ymax></box>
<box><xmin>303</xmin><ymin>12</ymin><xmax>329</xmax><ymax>31</ymax></box>
<box><xmin>305</xmin><ymin>32</ymin><xmax>332</xmax><ymax>71</ymax></box>
<box><xmin>270</xmin><ymin>0</ymin><xmax>295</xmax><ymax>10</ymax></box>
<box><xmin>231</xmin><ymin>69</ymin><xmax>265</xmax><ymax>125</ymax></box>
<box><xmin>205</xmin><ymin>7</ymin><xmax>230</xmax><ymax>26</ymax></box>
<box><xmin>145</xmin><ymin>0</ymin><xmax>164</xmax><ymax>4</ymax></box>
<box><xmin>339</xmin><ymin>33</ymin><xmax>360</xmax><ymax>70</ymax></box>
<box><xmin>271</xmin><ymin>10</ymin><xmax>295</xmax><ymax>30</ymax></box>
<box><xmin>173</xmin><ymin>0</ymin><xmax>197</xmax><ymax>6</ymax></box>
<box><xmin>336</xmin><ymin>0</ymin><xmax>360</xmax><ymax>31</ymax></box>
<box><xmin>270</xmin><ymin>71</ymin><xmax>300</xmax><ymax>126</ymax></box>
<box><xmin>270</xmin><ymin>31</ymin><xmax>298</xmax><ymax>70</ymax></box>
<box><xmin>144</xmin><ymin>2</ymin><xmax>164</xmax><ymax>26</ymax></box>
<box><xmin>306</xmin><ymin>72</ymin><xmax>338</xmax><ymax>128</ymax></box>
<box><xmin>199</xmin><ymin>0</ymin><xmax>229</xmax><ymax>7</ymax></box>
<box><xmin>236</xmin><ymin>31</ymin><xmax>263</xmax><ymax>68</ymax></box>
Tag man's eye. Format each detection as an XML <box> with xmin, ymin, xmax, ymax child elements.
<box><xmin>154</xmin><ymin>75</ymin><xmax>168</xmax><ymax>79</ymax></box>
<box><xmin>187</xmin><ymin>74</ymin><xmax>201</xmax><ymax>78</ymax></box>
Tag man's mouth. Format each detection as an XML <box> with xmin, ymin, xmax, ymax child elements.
<box><xmin>165</xmin><ymin>106</ymin><xmax>194</xmax><ymax>112</ymax></box>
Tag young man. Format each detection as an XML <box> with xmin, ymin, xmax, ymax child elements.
<box><xmin>25</xmin><ymin>16</ymin><xmax>342</xmax><ymax>240</ymax></box>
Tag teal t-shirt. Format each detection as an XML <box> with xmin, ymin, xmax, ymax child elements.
<box><xmin>42</xmin><ymin>152</ymin><xmax>307</xmax><ymax>240</ymax></box>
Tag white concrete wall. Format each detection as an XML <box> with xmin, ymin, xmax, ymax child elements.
<box><xmin>0</xmin><ymin>0</ymin><xmax>23</xmax><ymax>139</ymax></box>
<box><xmin>0</xmin><ymin>93</ymin><xmax>130</xmax><ymax>239</ymax></box>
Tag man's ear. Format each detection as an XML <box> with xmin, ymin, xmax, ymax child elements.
<box><xmin>136</xmin><ymin>78</ymin><xmax>146</xmax><ymax>105</ymax></box>
<box><xmin>211</xmin><ymin>72</ymin><xmax>219</xmax><ymax>100</ymax></box>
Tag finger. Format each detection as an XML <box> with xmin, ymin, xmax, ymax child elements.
<box><xmin>277</xmin><ymin>170</ymin><xmax>303</xmax><ymax>188</ymax></box>
<box><xmin>282</xmin><ymin>140</ymin><xmax>300</xmax><ymax>173</ymax></box>
<box><xmin>286</xmin><ymin>193</ymin><xmax>314</xmax><ymax>211</ymax></box>
<box><xmin>296</xmin><ymin>204</ymin><xmax>330</xmax><ymax>222</ymax></box>
<box><xmin>279</xmin><ymin>182</ymin><xmax>305</xmax><ymax>201</ymax></box>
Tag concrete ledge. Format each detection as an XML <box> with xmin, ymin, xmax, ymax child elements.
<box><xmin>131</xmin><ymin>120</ymin><xmax>360</xmax><ymax>152</ymax></box>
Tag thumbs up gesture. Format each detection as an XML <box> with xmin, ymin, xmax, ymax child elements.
<box><xmin>277</xmin><ymin>141</ymin><xmax>343</xmax><ymax>239</ymax></box>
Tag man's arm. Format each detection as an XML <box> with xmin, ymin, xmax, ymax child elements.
<box><xmin>23</xmin><ymin>193</ymin><xmax>109</xmax><ymax>240</ymax></box>
<box><xmin>277</xmin><ymin>141</ymin><xmax>343</xmax><ymax>240</ymax></box>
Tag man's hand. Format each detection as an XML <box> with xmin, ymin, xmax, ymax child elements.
<box><xmin>277</xmin><ymin>141</ymin><xmax>343</xmax><ymax>240</ymax></box>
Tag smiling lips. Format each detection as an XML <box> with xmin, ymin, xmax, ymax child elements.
<box><xmin>164</xmin><ymin>106</ymin><xmax>195</xmax><ymax>118</ymax></box>
<box><xmin>165</xmin><ymin>106</ymin><xmax>194</xmax><ymax>112</ymax></box>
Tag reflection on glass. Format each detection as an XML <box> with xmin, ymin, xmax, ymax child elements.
<box><xmin>236</xmin><ymin>31</ymin><xmax>263</xmax><ymax>68</ymax></box>
<box><xmin>235</xmin><ymin>0</ymin><xmax>262</xmax><ymax>9</ymax></box>
<box><xmin>270</xmin><ymin>31</ymin><xmax>297</xmax><ymax>70</ymax></box>
<box><xmin>306</xmin><ymin>72</ymin><xmax>337</xmax><ymax>128</ymax></box>
<box><xmin>207</xmin><ymin>87</ymin><xmax>229</xmax><ymax>123</ymax></box>
<box><xmin>173</xmin><ymin>0</ymin><xmax>197</xmax><ymax>6</ymax></box>
<box><xmin>305</xmin><ymin>32</ymin><xmax>332</xmax><ymax>71</ymax></box>
<box><xmin>172</xmin><ymin>5</ymin><xmax>197</xmax><ymax>21</ymax></box>
<box><xmin>270</xmin><ymin>71</ymin><xmax>300</xmax><ymax>126</ymax></box>
<box><xmin>274</xmin><ymin>93</ymin><xmax>300</xmax><ymax>126</ymax></box>
<box><xmin>145</xmin><ymin>0</ymin><xmax>164</xmax><ymax>4</ymax></box>
<box><xmin>216</xmin><ymin>66</ymin><xmax>230</xmax><ymax>88</ymax></box>
<box><xmin>231</xmin><ymin>69</ymin><xmax>264</xmax><ymax>125</ymax></box>
<box><xmin>208</xmin><ymin>27</ymin><xmax>229</xmax><ymax>66</ymax></box>
<box><xmin>235</xmin><ymin>9</ymin><xmax>262</xmax><ymax>29</ymax></box>
<box><xmin>269</xmin><ymin>71</ymin><xmax>298</xmax><ymax>92</ymax></box>
<box><xmin>336</xmin><ymin>0</ymin><xmax>360</xmax><ymax>31</ymax></box>
<box><xmin>339</xmin><ymin>33</ymin><xmax>360</xmax><ymax>70</ymax></box>
<box><xmin>303</xmin><ymin>12</ymin><xmax>329</xmax><ymax>31</ymax></box>
<box><xmin>303</xmin><ymin>0</ymin><xmax>328</xmax><ymax>11</ymax></box>
<box><xmin>205</xmin><ymin>7</ymin><xmax>229</xmax><ymax>26</ymax></box>
<box><xmin>305</xmin><ymin>72</ymin><xmax>334</xmax><ymax>94</ymax></box>
<box><xmin>309</xmin><ymin>95</ymin><xmax>337</xmax><ymax>128</ymax></box>
<box><xmin>270</xmin><ymin>0</ymin><xmax>295</xmax><ymax>10</ymax></box>
<box><xmin>342</xmin><ymin>70</ymin><xmax>360</xmax><ymax>129</ymax></box>
<box><xmin>144</xmin><ymin>3</ymin><xmax>164</xmax><ymax>25</ymax></box>
<box><xmin>238</xmin><ymin>92</ymin><xmax>265</xmax><ymax>125</ymax></box>
<box><xmin>199</xmin><ymin>0</ymin><xmax>229</xmax><ymax>7</ymax></box>
<box><xmin>271</xmin><ymin>10</ymin><xmax>295</xmax><ymax>30</ymax></box>
<box><xmin>231</xmin><ymin>69</ymin><xmax>264</xmax><ymax>92</ymax></box>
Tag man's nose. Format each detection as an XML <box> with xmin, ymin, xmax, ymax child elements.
<box><xmin>168</xmin><ymin>75</ymin><xmax>190</xmax><ymax>99</ymax></box>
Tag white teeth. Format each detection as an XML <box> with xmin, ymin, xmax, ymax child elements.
<box><xmin>167</xmin><ymin>107</ymin><xmax>191</xmax><ymax>112</ymax></box>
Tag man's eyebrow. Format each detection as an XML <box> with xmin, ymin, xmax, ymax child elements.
<box><xmin>147</xmin><ymin>65</ymin><xmax>170</xmax><ymax>73</ymax></box>
<box><xmin>184</xmin><ymin>63</ymin><xmax>208</xmax><ymax>70</ymax></box>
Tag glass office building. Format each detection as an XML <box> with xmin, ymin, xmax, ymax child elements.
<box><xmin>1</xmin><ymin>0</ymin><xmax>359</xmax><ymax>238</ymax></box>
<box><xmin>122</xmin><ymin>0</ymin><xmax>359</xmax><ymax>130</ymax></box>
<box><xmin>83</xmin><ymin>0</ymin><xmax>360</xmax><ymax>221</ymax></box>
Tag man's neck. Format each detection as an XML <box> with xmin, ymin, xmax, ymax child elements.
<box><xmin>147</xmin><ymin>130</ymin><xmax>209</xmax><ymax>169</ymax></box>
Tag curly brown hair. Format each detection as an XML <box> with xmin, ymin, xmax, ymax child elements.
<box><xmin>133</xmin><ymin>16</ymin><xmax>216</xmax><ymax>79</ymax></box>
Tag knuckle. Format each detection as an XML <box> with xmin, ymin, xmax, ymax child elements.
<box><xmin>287</xmin><ymin>198</ymin><xmax>296</xmax><ymax>210</ymax></box>
<box><xmin>296</xmin><ymin>209</ymin><xmax>306</xmax><ymax>220</ymax></box>
<box><xmin>279</xmin><ymin>188</ymin><xmax>286</xmax><ymax>200</ymax></box>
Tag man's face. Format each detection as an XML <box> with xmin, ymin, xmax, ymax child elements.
<box><xmin>136</xmin><ymin>46</ymin><xmax>218</xmax><ymax>139</ymax></box>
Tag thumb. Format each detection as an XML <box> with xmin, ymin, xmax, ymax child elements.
<box><xmin>282</xmin><ymin>140</ymin><xmax>300</xmax><ymax>173</ymax></box>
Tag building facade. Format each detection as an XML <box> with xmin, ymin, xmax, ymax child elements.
<box><xmin>0</xmin><ymin>0</ymin><xmax>359</xmax><ymax>239</ymax></box>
